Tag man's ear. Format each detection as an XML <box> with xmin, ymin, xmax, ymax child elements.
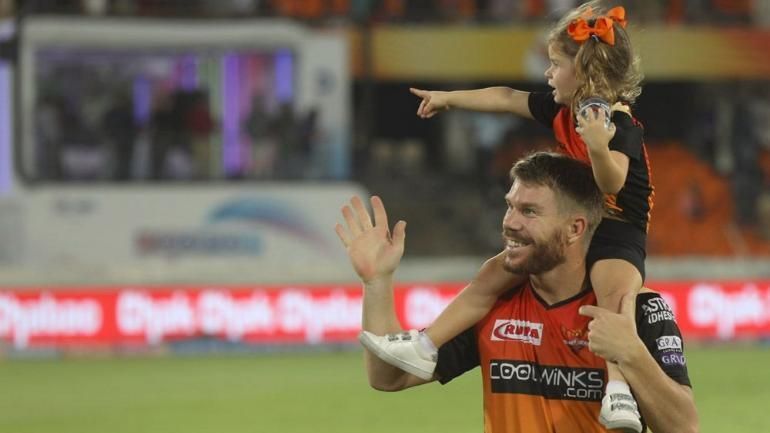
<box><xmin>566</xmin><ymin>215</ymin><xmax>587</xmax><ymax>245</ymax></box>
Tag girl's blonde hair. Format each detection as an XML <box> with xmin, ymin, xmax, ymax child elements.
<box><xmin>547</xmin><ymin>1</ymin><xmax>643</xmax><ymax>113</ymax></box>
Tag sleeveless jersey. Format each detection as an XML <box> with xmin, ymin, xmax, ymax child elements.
<box><xmin>528</xmin><ymin>92</ymin><xmax>654</xmax><ymax>233</ymax></box>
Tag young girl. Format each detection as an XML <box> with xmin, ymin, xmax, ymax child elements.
<box><xmin>360</xmin><ymin>3</ymin><xmax>651</xmax><ymax>433</ymax></box>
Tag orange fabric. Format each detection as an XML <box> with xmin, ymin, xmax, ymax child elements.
<box><xmin>524</xmin><ymin>0</ymin><xmax>545</xmax><ymax>19</ymax></box>
<box><xmin>477</xmin><ymin>284</ymin><xmax>609</xmax><ymax>433</ymax></box>
<box><xmin>666</xmin><ymin>0</ymin><xmax>685</xmax><ymax>23</ymax></box>
<box><xmin>712</xmin><ymin>0</ymin><xmax>751</xmax><ymax>14</ymax></box>
<box><xmin>605</xmin><ymin>6</ymin><xmax>627</xmax><ymax>28</ymax></box>
<box><xmin>383</xmin><ymin>0</ymin><xmax>405</xmax><ymax>17</ymax></box>
<box><xmin>458</xmin><ymin>0</ymin><xmax>476</xmax><ymax>18</ymax></box>
<box><xmin>330</xmin><ymin>0</ymin><xmax>350</xmax><ymax>14</ymax></box>
<box><xmin>641</xmin><ymin>143</ymin><xmax>655</xmax><ymax>233</ymax></box>
<box><xmin>567</xmin><ymin>6</ymin><xmax>627</xmax><ymax>46</ymax></box>
<box><xmin>297</xmin><ymin>0</ymin><xmax>324</xmax><ymax>18</ymax></box>
<box><xmin>550</xmin><ymin>107</ymin><xmax>654</xmax><ymax>230</ymax></box>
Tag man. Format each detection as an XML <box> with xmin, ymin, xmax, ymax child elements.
<box><xmin>335</xmin><ymin>152</ymin><xmax>698</xmax><ymax>433</ymax></box>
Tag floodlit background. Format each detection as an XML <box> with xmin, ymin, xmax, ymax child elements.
<box><xmin>0</xmin><ymin>1</ymin><xmax>768</xmax><ymax>432</ymax></box>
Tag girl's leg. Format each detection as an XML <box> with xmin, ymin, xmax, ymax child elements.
<box><xmin>359</xmin><ymin>251</ymin><xmax>523</xmax><ymax>380</ymax></box>
<box><xmin>591</xmin><ymin>258</ymin><xmax>643</xmax><ymax>433</ymax></box>
<box><xmin>425</xmin><ymin>252</ymin><xmax>524</xmax><ymax>347</ymax></box>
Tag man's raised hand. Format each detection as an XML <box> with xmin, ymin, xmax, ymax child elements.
<box><xmin>335</xmin><ymin>196</ymin><xmax>406</xmax><ymax>284</ymax></box>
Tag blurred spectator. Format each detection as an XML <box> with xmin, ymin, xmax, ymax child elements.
<box><xmin>0</xmin><ymin>0</ymin><xmax>13</xmax><ymax>17</ymax></box>
<box><xmin>149</xmin><ymin>93</ymin><xmax>180</xmax><ymax>180</ymax></box>
<box><xmin>757</xmin><ymin>0</ymin><xmax>770</xmax><ymax>27</ymax></box>
<box><xmin>682</xmin><ymin>0</ymin><xmax>711</xmax><ymax>24</ymax></box>
<box><xmin>483</xmin><ymin>0</ymin><xmax>517</xmax><ymax>23</ymax></box>
<box><xmin>685</xmin><ymin>84</ymin><xmax>721</xmax><ymax>166</ymax></box>
<box><xmin>186</xmin><ymin>90</ymin><xmax>216</xmax><ymax>179</ymax></box>
<box><xmin>711</xmin><ymin>0</ymin><xmax>752</xmax><ymax>25</ymax></box>
<box><xmin>634</xmin><ymin>0</ymin><xmax>668</xmax><ymax>22</ymax></box>
<box><xmin>678</xmin><ymin>181</ymin><xmax>707</xmax><ymax>222</ymax></box>
<box><xmin>298</xmin><ymin>107</ymin><xmax>321</xmax><ymax>176</ymax></box>
<box><xmin>81</xmin><ymin>0</ymin><xmax>108</xmax><ymax>15</ymax></box>
<box><xmin>201</xmin><ymin>0</ymin><xmax>259</xmax><ymax>17</ymax></box>
<box><xmin>11</xmin><ymin>0</ymin><xmax>769</xmax><ymax>25</ymax></box>
<box><xmin>35</xmin><ymin>95</ymin><xmax>64</xmax><ymax>180</ymax></box>
<box><xmin>403</xmin><ymin>0</ymin><xmax>434</xmax><ymax>22</ymax></box>
<box><xmin>469</xmin><ymin>112</ymin><xmax>517</xmax><ymax>189</ymax></box>
<box><xmin>101</xmin><ymin>90</ymin><xmax>137</xmax><ymax>180</ymax></box>
<box><xmin>758</xmin><ymin>192</ymin><xmax>770</xmax><ymax>240</ymax></box>
<box><xmin>731</xmin><ymin>82</ymin><xmax>763</xmax><ymax>227</ymax></box>
<box><xmin>273</xmin><ymin>102</ymin><xmax>300</xmax><ymax>178</ymax></box>
<box><xmin>244</xmin><ymin>95</ymin><xmax>276</xmax><ymax>178</ymax></box>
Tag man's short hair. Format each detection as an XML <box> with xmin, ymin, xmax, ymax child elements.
<box><xmin>510</xmin><ymin>152</ymin><xmax>604</xmax><ymax>238</ymax></box>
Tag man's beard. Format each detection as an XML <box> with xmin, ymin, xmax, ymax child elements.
<box><xmin>502</xmin><ymin>229</ymin><xmax>568</xmax><ymax>275</ymax></box>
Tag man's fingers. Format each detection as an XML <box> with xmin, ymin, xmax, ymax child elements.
<box><xmin>392</xmin><ymin>220</ymin><xmax>407</xmax><ymax>246</ymax></box>
<box><xmin>334</xmin><ymin>223</ymin><xmax>350</xmax><ymax>247</ymax></box>
<box><xmin>341</xmin><ymin>204</ymin><xmax>362</xmax><ymax>236</ymax></box>
<box><xmin>351</xmin><ymin>196</ymin><xmax>373</xmax><ymax>229</ymax></box>
<box><xmin>371</xmin><ymin>196</ymin><xmax>389</xmax><ymax>229</ymax></box>
<box><xmin>578</xmin><ymin>305</ymin><xmax>602</xmax><ymax>318</ymax></box>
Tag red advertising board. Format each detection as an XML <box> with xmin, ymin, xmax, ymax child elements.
<box><xmin>1</xmin><ymin>281</ymin><xmax>768</xmax><ymax>349</ymax></box>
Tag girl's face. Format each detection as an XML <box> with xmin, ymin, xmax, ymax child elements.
<box><xmin>544</xmin><ymin>44</ymin><xmax>579</xmax><ymax>105</ymax></box>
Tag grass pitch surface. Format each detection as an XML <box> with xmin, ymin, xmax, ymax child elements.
<box><xmin>0</xmin><ymin>346</ymin><xmax>767</xmax><ymax>433</ymax></box>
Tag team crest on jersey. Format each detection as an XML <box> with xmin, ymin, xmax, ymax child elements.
<box><xmin>560</xmin><ymin>325</ymin><xmax>589</xmax><ymax>353</ymax></box>
<box><xmin>491</xmin><ymin>319</ymin><xmax>543</xmax><ymax>345</ymax></box>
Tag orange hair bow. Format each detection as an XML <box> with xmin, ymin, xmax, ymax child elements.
<box><xmin>567</xmin><ymin>6</ymin><xmax>627</xmax><ymax>46</ymax></box>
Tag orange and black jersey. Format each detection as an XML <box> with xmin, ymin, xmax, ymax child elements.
<box><xmin>528</xmin><ymin>92</ymin><xmax>654</xmax><ymax>233</ymax></box>
<box><xmin>435</xmin><ymin>283</ymin><xmax>691</xmax><ymax>433</ymax></box>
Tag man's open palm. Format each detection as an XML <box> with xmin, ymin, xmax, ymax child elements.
<box><xmin>335</xmin><ymin>196</ymin><xmax>406</xmax><ymax>283</ymax></box>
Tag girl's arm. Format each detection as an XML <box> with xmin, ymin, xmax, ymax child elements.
<box><xmin>410</xmin><ymin>87</ymin><xmax>534</xmax><ymax>119</ymax></box>
<box><xmin>576</xmin><ymin>107</ymin><xmax>629</xmax><ymax>194</ymax></box>
<box><xmin>587</xmin><ymin>148</ymin><xmax>629</xmax><ymax>194</ymax></box>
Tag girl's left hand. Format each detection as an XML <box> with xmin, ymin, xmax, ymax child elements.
<box><xmin>576</xmin><ymin>107</ymin><xmax>616</xmax><ymax>151</ymax></box>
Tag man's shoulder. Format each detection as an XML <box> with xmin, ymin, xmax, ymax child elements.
<box><xmin>635</xmin><ymin>288</ymin><xmax>676</xmax><ymax>324</ymax></box>
<box><xmin>636</xmin><ymin>287</ymin><xmax>668</xmax><ymax>307</ymax></box>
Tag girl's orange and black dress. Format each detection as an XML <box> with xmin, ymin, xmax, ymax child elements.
<box><xmin>528</xmin><ymin>91</ymin><xmax>654</xmax><ymax>280</ymax></box>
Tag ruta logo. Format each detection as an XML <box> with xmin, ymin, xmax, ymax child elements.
<box><xmin>491</xmin><ymin>319</ymin><xmax>543</xmax><ymax>345</ymax></box>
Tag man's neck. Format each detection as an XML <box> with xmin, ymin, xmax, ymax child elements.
<box><xmin>529</xmin><ymin>258</ymin><xmax>588</xmax><ymax>306</ymax></box>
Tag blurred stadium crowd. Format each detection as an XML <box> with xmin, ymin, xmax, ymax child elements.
<box><xmin>3</xmin><ymin>0</ymin><xmax>770</xmax><ymax>258</ymax></box>
<box><xmin>12</xmin><ymin>0</ymin><xmax>770</xmax><ymax>26</ymax></box>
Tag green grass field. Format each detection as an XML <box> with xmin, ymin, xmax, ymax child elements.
<box><xmin>0</xmin><ymin>346</ymin><xmax>767</xmax><ymax>433</ymax></box>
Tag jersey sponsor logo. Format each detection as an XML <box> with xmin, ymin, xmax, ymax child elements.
<box><xmin>655</xmin><ymin>335</ymin><xmax>682</xmax><ymax>351</ymax></box>
<box><xmin>489</xmin><ymin>360</ymin><xmax>604</xmax><ymax>402</ymax></box>
<box><xmin>560</xmin><ymin>325</ymin><xmax>589</xmax><ymax>353</ymax></box>
<box><xmin>660</xmin><ymin>353</ymin><xmax>686</xmax><ymax>366</ymax></box>
<box><xmin>642</xmin><ymin>297</ymin><xmax>675</xmax><ymax>324</ymax></box>
<box><xmin>491</xmin><ymin>319</ymin><xmax>543</xmax><ymax>346</ymax></box>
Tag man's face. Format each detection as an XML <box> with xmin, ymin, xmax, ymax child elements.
<box><xmin>502</xmin><ymin>181</ymin><xmax>569</xmax><ymax>275</ymax></box>
<box><xmin>544</xmin><ymin>44</ymin><xmax>578</xmax><ymax>105</ymax></box>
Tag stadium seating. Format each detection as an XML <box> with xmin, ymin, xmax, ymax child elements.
<box><xmin>646</xmin><ymin>142</ymin><xmax>770</xmax><ymax>256</ymax></box>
